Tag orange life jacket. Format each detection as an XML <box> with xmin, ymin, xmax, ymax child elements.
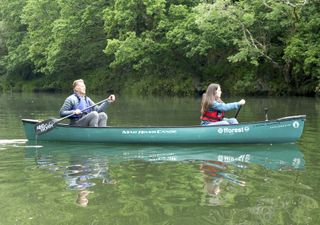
<box><xmin>200</xmin><ymin>110</ymin><xmax>225</xmax><ymax>122</ymax></box>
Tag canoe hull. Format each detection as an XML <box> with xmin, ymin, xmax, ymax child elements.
<box><xmin>22</xmin><ymin>115</ymin><xmax>306</xmax><ymax>144</ymax></box>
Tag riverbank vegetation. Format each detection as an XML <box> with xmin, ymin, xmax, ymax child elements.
<box><xmin>0</xmin><ymin>0</ymin><xmax>319</xmax><ymax>96</ymax></box>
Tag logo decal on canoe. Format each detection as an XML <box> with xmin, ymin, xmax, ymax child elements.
<box><xmin>218</xmin><ymin>126</ymin><xmax>250</xmax><ymax>134</ymax></box>
<box><xmin>35</xmin><ymin>121</ymin><xmax>55</xmax><ymax>134</ymax></box>
<box><xmin>122</xmin><ymin>130</ymin><xmax>177</xmax><ymax>135</ymax></box>
<box><xmin>292</xmin><ymin>121</ymin><xmax>300</xmax><ymax>128</ymax></box>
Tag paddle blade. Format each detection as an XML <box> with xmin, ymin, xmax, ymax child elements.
<box><xmin>34</xmin><ymin>119</ymin><xmax>59</xmax><ymax>135</ymax></box>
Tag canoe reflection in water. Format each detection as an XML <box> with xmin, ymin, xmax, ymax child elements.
<box><xmin>25</xmin><ymin>142</ymin><xmax>304</xmax><ymax>207</ymax></box>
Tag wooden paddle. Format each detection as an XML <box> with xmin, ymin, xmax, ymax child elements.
<box><xmin>34</xmin><ymin>98</ymin><xmax>108</xmax><ymax>135</ymax></box>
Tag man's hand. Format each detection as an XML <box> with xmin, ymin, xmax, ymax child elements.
<box><xmin>107</xmin><ymin>94</ymin><xmax>116</xmax><ymax>103</ymax></box>
<box><xmin>74</xmin><ymin>109</ymin><xmax>82</xmax><ymax>114</ymax></box>
<box><xmin>239</xmin><ymin>99</ymin><xmax>246</xmax><ymax>105</ymax></box>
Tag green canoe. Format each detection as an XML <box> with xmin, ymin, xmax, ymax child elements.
<box><xmin>24</xmin><ymin>142</ymin><xmax>304</xmax><ymax>170</ymax></box>
<box><xmin>22</xmin><ymin>115</ymin><xmax>306</xmax><ymax>144</ymax></box>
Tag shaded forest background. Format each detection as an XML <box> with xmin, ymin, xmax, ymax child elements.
<box><xmin>0</xmin><ymin>0</ymin><xmax>319</xmax><ymax>96</ymax></box>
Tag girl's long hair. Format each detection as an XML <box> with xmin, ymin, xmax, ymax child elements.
<box><xmin>201</xmin><ymin>83</ymin><xmax>222</xmax><ymax>115</ymax></box>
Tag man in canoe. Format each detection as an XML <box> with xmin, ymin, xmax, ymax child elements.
<box><xmin>200</xmin><ymin>83</ymin><xmax>245</xmax><ymax>126</ymax></box>
<box><xmin>59</xmin><ymin>79</ymin><xmax>115</xmax><ymax>127</ymax></box>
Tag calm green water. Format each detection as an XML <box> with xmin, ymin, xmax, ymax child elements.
<box><xmin>0</xmin><ymin>93</ymin><xmax>319</xmax><ymax>225</ymax></box>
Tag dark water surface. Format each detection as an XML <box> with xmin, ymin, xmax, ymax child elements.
<box><xmin>0</xmin><ymin>93</ymin><xmax>319</xmax><ymax>225</ymax></box>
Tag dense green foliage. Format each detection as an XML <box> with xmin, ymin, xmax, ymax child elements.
<box><xmin>0</xmin><ymin>0</ymin><xmax>319</xmax><ymax>96</ymax></box>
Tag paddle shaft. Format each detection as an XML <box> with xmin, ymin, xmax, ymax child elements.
<box><xmin>234</xmin><ymin>105</ymin><xmax>242</xmax><ymax>118</ymax></box>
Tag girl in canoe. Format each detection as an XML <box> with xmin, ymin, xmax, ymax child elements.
<box><xmin>200</xmin><ymin>83</ymin><xmax>245</xmax><ymax>126</ymax></box>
